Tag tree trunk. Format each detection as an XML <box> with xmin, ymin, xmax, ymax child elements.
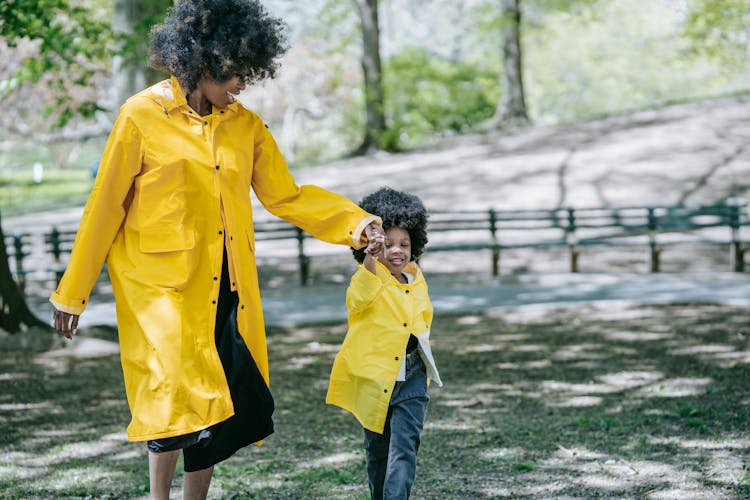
<box><xmin>0</xmin><ymin>211</ymin><xmax>48</xmax><ymax>333</ymax></box>
<box><xmin>353</xmin><ymin>0</ymin><xmax>386</xmax><ymax>154</ymax></box>
<box><xmin>492</xmin><ymin>0</ymin><xmax>529</xmax><ymax>128</ymax></box>
<box><xmin>112</xmin><ymin>0</ymin><xmax>172</xmax><ymax>108</ymax></box>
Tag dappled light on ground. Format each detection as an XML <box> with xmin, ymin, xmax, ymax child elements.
<box><xmin>1</xmin><ymin>303</ymin><xmax>749</xmax><ymax>497</ymax></box>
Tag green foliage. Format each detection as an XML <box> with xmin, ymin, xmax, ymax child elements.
<box><xmin>382</xmin><ymin>47</ymin><xmax>498</xmax><ymax>150</ymax></box>
<box><xmin>684</xmin><ymin>0</ymin><xmax>750</xmax><ymax>69</ymax></box>
<box><xmin>523</xmin><ymin>0</ymin><xmax>750</xmax><ymax>124</ymax></box>
<box><xmin>0</xmin><ymin>0</ymin><xmax>114</xmax><ymax>127</ymax></box>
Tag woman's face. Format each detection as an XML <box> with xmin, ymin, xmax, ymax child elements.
<box><xmin>197</xmin><ymin>76</ymin><xmax>246</xmax><ymax>109</ymax></box>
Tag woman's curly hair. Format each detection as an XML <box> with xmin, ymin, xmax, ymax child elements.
<box><xmin>149</xmin><ymin>0</ymin><xmax>287</xmax><ymax>93</ymax></box>
<box><xmin>353</xmin><ymin>187</ymin><xmax>429</xmax><ymax>264</ymax></box>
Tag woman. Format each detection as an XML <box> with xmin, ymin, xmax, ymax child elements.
<box><xmin>51</xmin><ymin>1</ymin><xmax>381</xmax><ymax>498</ymax></box>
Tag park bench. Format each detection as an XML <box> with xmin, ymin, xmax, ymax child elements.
<box><xmin>3</xmin><ymin>232</ymin><xmax>32</xmax><ymax>295</ymax></box>
<box><xmin>5</xmin><ymin>201</ymin><xmax>748</xmax><ymax>294</ymax></box>
<box><xmin>426</xmin><ymin>201</ymin><xmax>749</xmax><ymax>274</ymax></box>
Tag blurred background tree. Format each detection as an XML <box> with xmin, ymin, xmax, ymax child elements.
<box><xmin>1</xmin><ymin>0</ymin><xmax>749</xmax><ymax>331</ymax></box>
<box><xmin>0</xmin><ymin>0</ymin><xmax>167</xmax><ymax>331</ymax></box>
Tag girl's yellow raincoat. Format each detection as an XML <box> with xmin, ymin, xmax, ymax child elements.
<box><xmin>50</xmin><ymin>77</ymin><xmax>378</xmax><ymax>441</ymax></box>
<box><xmin>326</xmin><ymin>260</ymin><xmax>440</xmax><ymax>433</ymax></box>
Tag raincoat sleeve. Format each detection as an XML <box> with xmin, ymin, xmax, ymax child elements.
<box><xmin>250</xmin><ymin>118</ymin><xmax>380</xmax><ymax>249</ymax></box>
<box><xmin>50</xmin><ymin>110</ymin><xmax>144</xmax><ymax>315</ymax></box>
<box><xmin>346</xmin><ymin>265</ymin><xmax>385</xmax><ymax>314</ymax></box>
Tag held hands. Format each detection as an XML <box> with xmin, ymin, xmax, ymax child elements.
<box><xmin>53</xmin><ymin>308</ymin><xmax>79</xmax><ymax>340</ymax></box>
<box><xmin>363</xmin><ymin>228</ymin><xmax>385</xmax><ymax>274</ymax></box>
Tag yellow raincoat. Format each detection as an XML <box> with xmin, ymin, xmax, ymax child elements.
<box><xmin>50</xmin><ymin>77</ymin><xmax>379</xmax><ymax>441</ymax></box>
<box><xmin>326</xmin><ymin>260</ymin><xmax>439</xmax><ymax>433</ymax></box>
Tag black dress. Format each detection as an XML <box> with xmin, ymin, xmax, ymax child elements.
<box><xmin>147</xmin><ymin>248</ymin><xmax>274</xmax><ymax>472</ymax></box>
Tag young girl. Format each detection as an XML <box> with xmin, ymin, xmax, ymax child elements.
<box><xmin>327</xmin><ymin>187</ymin><xmax>442</xmax><ymax>500</ymax></box>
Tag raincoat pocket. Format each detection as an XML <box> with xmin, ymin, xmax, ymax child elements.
<box><xmin>140</xmin><ymin>227</ymin><xmax>196</xmax><ymax>253</ymax></box>
<box><xmin>132</xmin><ymin>227</ymin><xmax>197</xmax><ymax>289</ymax></box>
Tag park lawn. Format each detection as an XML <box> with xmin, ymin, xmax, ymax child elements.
<box><xmin>0</xmin><ymin>303</ymin><xmax>749</xmax><ymax>499</ymax></box>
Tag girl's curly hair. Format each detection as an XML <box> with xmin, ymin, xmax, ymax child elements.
<box><xmin>149</xmin><ymin>0</ymin><xmax>287</xmax><ymax>93</ymax></box>
<box><xmin>353</xmin><ymin>187</ymin><xmax>429</xmax><ymax>264</ymax></box>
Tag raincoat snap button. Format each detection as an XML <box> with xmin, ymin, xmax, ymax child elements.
<box><xmin>218</xmin><ymin>230</ymin><xmax>223</xmax><ymax>235</ymax></box>
<box><xmin>405</xmin><ymin>290</ymin><xmax>410</xmax><ymax>294</ymax></box>
<box><xmin>212</xmin><ymin>300</ymin><xmax>216</xmax><ymax>304</ymax></box>
<box><xmin>240</xmin><ymin>305</ymin><xmax>245</xmax><ymax>310</ymax></box>
<box><xmin>82</xmin><ymin>299</ymin><xmax>86</xmax><ymax>304</ymax></box>
<box><xmin>403</xmin><ymin>323</ymin><xmax>407</xmax><ymax>327</ymax></box>
<box><xmin>215</xmin><ymin>165</ymin><xmax>220</xmax><ymax>170</ymax></box>
<box><xmin>394</xmin><ymin>356</ymin><xmax>399</xmax><ymax>361</ymax></box>
<box><xmin>213</xmin><ymin>276</ymin><xmax>218</xmax><ymax>281</ymax></box>
<box><xmin>203</xmin><ymin>121</ymin><xmax>208</xmax><ymax>125</ymax></box>
<box><xmin>383</xmin><ymin>389</ymin><xmax>388</xmax><ymax>393</ymax></box>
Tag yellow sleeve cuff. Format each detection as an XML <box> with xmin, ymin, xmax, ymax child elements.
<box><xmin>49</xmin><ymin>292</ymin><xmax>88</xmax><ymax>316</ymax></box>
<box><xmin>351</xmin><ymin>215</ymin><xmax>382</xmax><ymax>249</ymax></box>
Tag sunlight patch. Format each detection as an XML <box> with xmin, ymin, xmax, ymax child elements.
<box><xmin>424</xmin><ymin>420</ymin><xmax>476</xmax><ymax>431</ymax></box>
<box><xmin>283</xmin><ymin>356</ymin><xmax>317</xmax><ymax>370</ymax></box>
<box><xmin>666</xmin><ymin>437</ymin><xmax>750</xmax><ymax>450</ymax></box>
<box><xmin>635</xmin><ymin>377</ymin><xmax>713</xmax><ymax>397</ymax></box>
<box><xmin>706</xmin><ymin>451</ymin><xmax>746</xmax><ymax>484</ymax></box>
<box><xmin>668</xmin><ymin>344</ymin><xmax>736</xmax><ymax>356</ymax></box>
<box><xmin>481</xmin><ymin>447</ymin><xmax>524</xmax><ymax>460</ymax></box>
<box><xmin>541</xmin><ymin>380</ymin><xmax>619</xmax><ymax>395</ymax></box>
<box><xmin>48</xmin><ymin>466</ymin><xmax>123</xmax><ymax>493</ymax></box>
<box><xmin>496</xmin><ymin>359</ymin><xmax>551</xmax><ymax>370</ymax></box>
<box><xmin>456</xmin><ymin>315</ymin><xmax>482</xmax><ymax>325</ymax></box>
<box><xmin>0</xmin><ymin>372</ymin><xmax>30</xmax><ymax>381</ymax></box>
<box><xmin>552</xmin><ymin>445</ymin><xmax>608</xmax><ymax>460</ymax></box>
<box><xmin>36</xmin><ymin>337</ymin><xmax>119</xmax><ymax>359</ymax></box>
<box><xmin>304</xmin><ymin>341</ymin><xmax>340</xmax><ymax>353</ymax></box>
<box><xmin>602</xmin><ymin>330</ymin><xmax>673</xmax><ymax>342</ymax></box>
<box><xmin>547</xmin><ymin>395</ymin><xmax>603</xmax><ymax>407</ymax></box>
<box><xmin>551</xmin><ymin>343</ymin><xmax>608</xmax><ymax>361</ymax></box>
<box><xmin>461</xmin><ymin>343</ymin><xmax>504</xmax><ymax>353</ymax></box>
<box><xmin>512</xmin><ymin>343</ymin><xmax>548</xmax><ymax>353</ymax></box>
<box><xmin>596</xmin><ymin>370</ymin><xmax>663</xmax><ymax>390</ymax></box>
<box><xmin>0</xmin><ymin>402</ymin><xmax>51</xmax><ymax>411</ymax></box>
<box><xmin>108</xmin><ymin>449</ymin><xmax>142</xmax><ymax>461</ymax></box>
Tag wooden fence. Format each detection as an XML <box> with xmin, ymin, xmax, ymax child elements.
<box><xmin>5</xmin><ymin>201</ymin><xmax>748</xmax><ymax>294</ymax></box>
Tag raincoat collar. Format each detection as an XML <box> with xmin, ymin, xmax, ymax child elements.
<box><xmin>373</xmin><ymin>260</ymin><xmax>422</xmax><ymax>285</ymax></box>
<box><xmin>147</xmin><ymin>76</ymin><xmax>240</xmax><ymax>115</ymax></box>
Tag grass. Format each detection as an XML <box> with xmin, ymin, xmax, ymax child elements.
<box><xmin>1</xmin><ymin>303</ymin><xmax>749</xmax><ymax>498</ymax></box>
<box><xmin>0</xmin><ymin>139</ymin><xmax>103</xmax><ymax>215</ymax></box>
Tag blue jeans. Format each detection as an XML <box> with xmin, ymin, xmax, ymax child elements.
<box><xmin>363</xmin><ymin>350</ymin><xmax>429</xmax><ymax>500</ymax></box>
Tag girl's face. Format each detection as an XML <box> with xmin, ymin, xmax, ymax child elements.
<box><xmin>197</xmin><ymin>75</ymin><xmax>246</xmax><ymax>109</ymax></box>
<box><xmin>382</xmin><ymin>227</ymin><xmax>411</xmax><ymax>277</ymax></box>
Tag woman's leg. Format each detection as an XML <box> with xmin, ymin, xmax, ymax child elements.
<box><xmin>148</xmin><ymin>449</ymin><xmax>179</xmax><ymax>500</ymax></box>
<box><xmin>183</xmin><ymin>465</ymin><xmax>214</xmax><ymax>500</ymax></box>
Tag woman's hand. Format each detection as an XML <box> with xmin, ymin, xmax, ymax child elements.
<box><xmin>53</xmin><ymin>308</ymin><xmax>80</xmax><ymax>340</ymax></box>
<box><xmin>363</xmin><ymin>232</ymin><xmax>385</xmax><ymax>274</ymax></box>
<box><xmin>362</xmin><ymin>222</ymin><xmax>383</xmax><ymax>245</ymax></box>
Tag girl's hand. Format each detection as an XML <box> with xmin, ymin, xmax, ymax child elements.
<box><xmin>363</xmin><ymin>233</ymin><xmax>384</xmax><ymax>274</ymax></box>
<box><xmin>53</xmin><ymin>308</ymin><xmax>79</xmax><ymax>340</ymax></box>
